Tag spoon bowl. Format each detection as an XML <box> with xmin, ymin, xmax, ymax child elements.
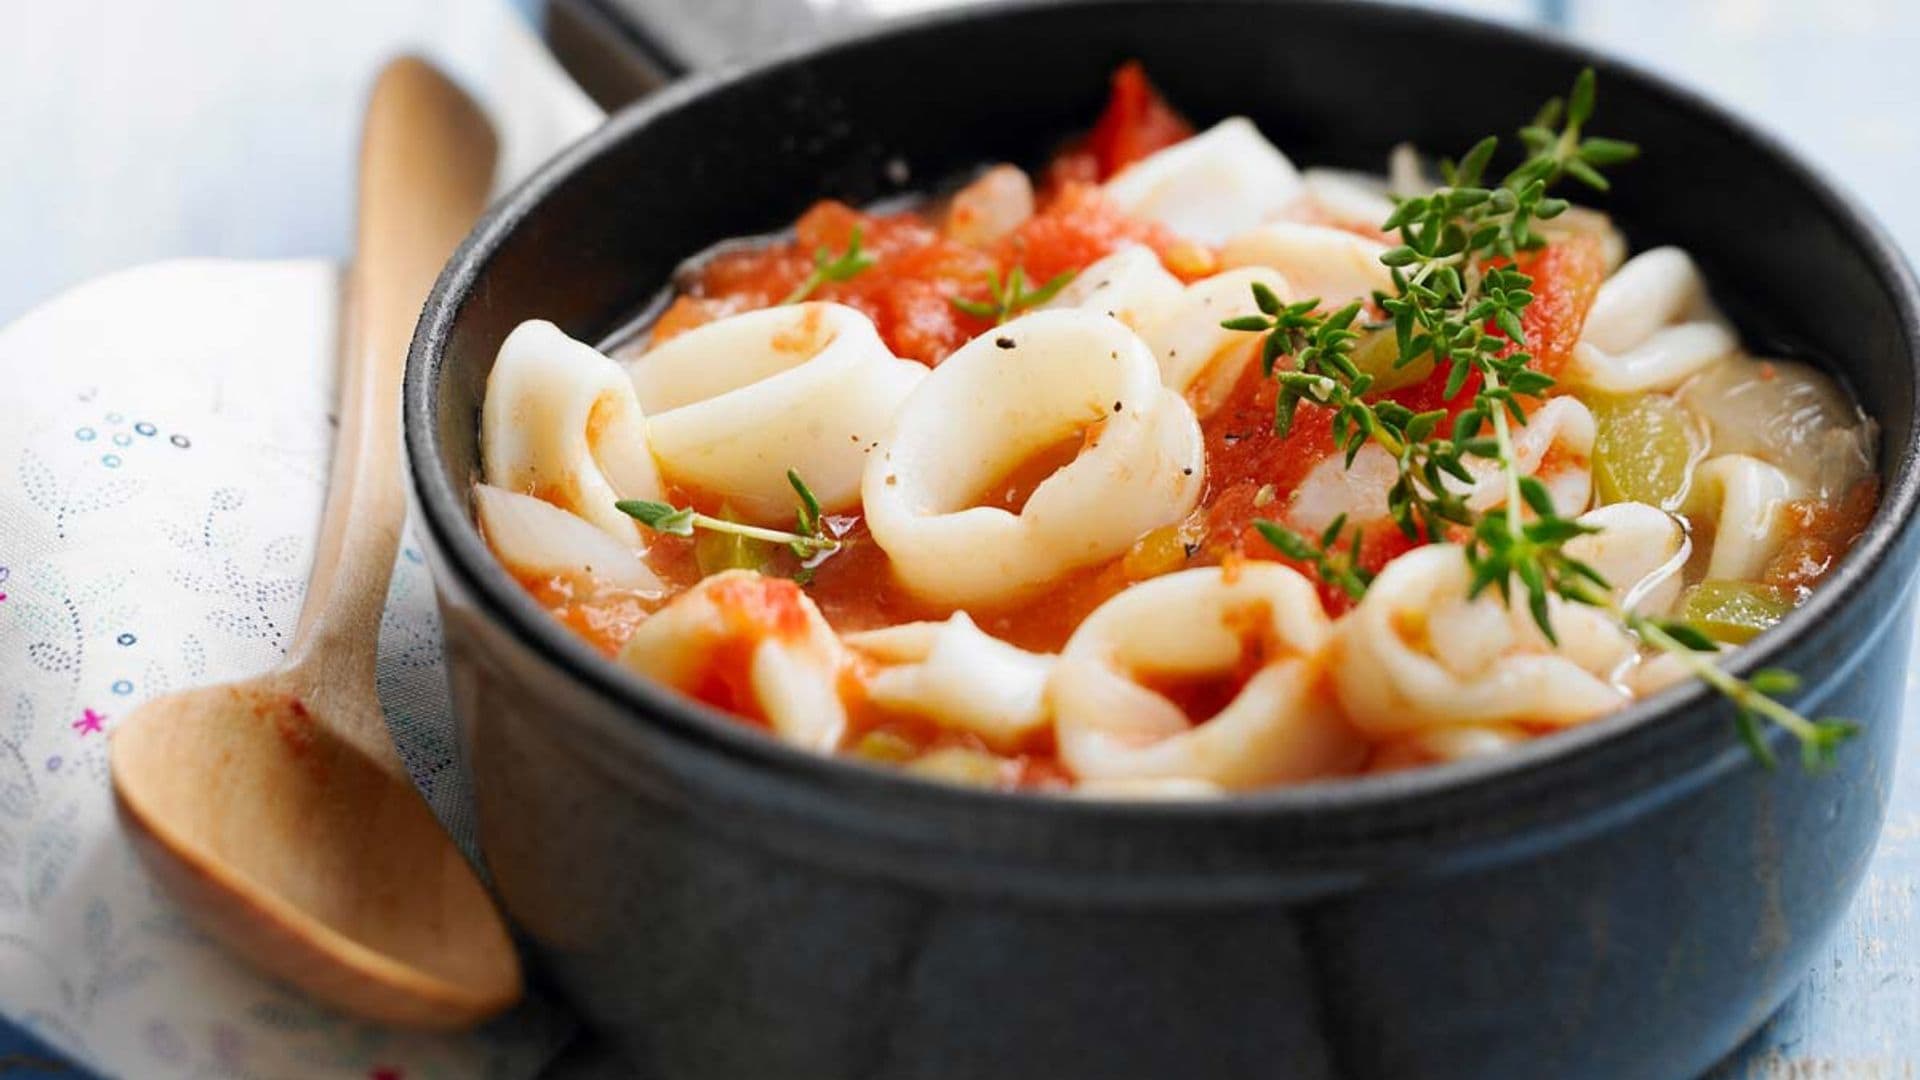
<box><xmin>113</xmin><ymin>673</ymin><xmax>520</xmax><ymax>1028</ymax></box>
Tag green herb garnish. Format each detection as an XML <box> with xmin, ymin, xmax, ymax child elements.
<box><xmin>786</xmin><ymin>468</ymin><xmax>833</xmax><ymax>559</ymax></box>
<box><xmin>1223</xmin><ymin>69</ymin><xmax>1852</xmax><ymax>769</ymax></box>
<box><xmin>1623</xmin><ymin>618</ymin><xmax>1858</xmax><ymax>769</ymax></box>
<box><xmin>782</xmin><ymin>226</ymin><xmax>877</xmax><ymax>304</ymax></box>
<box><xmin>1253</xmin><ymin>515</ymin><xmax>1373</xmax><ymax>602</ymax></box>
<box><xmin>695</xmin><ymin>502</ymin><xmax>775</xmax><ymax>576</ymax></box>
<box><xmin>616</xmin><ymin>469</ymin><xmax>841</xmax><ymax>558</ymax></box>
<box><xmin>950</xmin><ymin>266</ymin><xmax>1076</xmax><ymax>324</ymax></box>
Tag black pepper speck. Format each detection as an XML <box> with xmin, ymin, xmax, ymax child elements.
<box><xmin>995</xmin><ymin>336</ymin><xmax>1015</xmax><ymax>349</ymax></box>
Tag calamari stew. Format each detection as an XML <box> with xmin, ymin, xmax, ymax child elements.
<box><xmin>474</xmin><ymin>65</ymin><xmax>1877</xmax><ymax>796</ymax></box>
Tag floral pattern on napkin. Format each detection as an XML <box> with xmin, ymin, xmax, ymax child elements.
<box><xmin>0</xmin><ymin>259</ymin><xmax>571</xmax><ymax>1079</ymax></box>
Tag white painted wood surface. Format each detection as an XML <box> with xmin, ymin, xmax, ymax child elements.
<box><xmin>0</xmin><ymin>0</ymin><xmax>546</xmax><ymax>322</ymax></box>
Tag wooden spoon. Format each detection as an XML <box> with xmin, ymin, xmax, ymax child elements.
<box><xmin>110</xmin><ymin>56</ymin><xmax>518</xmax><ymax>1030</ymax></box>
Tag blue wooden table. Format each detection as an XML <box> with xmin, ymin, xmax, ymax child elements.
<box><xmin>1</xmin><ymin>0</ymin><xmax>1913</xmax><ymax>1075</ymax></box>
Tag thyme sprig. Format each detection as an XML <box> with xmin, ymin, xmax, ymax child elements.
<box><xmin>1254</xmin><ymin>515</ymin><xmax>1372</xmax><ymax>601</ymax></box>
<box><xmin>1624</xmin><ymin>614</ymin><xmax>1859</xmax><ymax>769</ymax></box>
<box><xmin>1226</xmin><ymin>286</ymin><xmax>1486</xmax><ymax>542</ymax></box>
<box><xmin>1221</xmin><ymin>69</ymin><xmax>1852</xmax><ymax>769</ymax></box>
<box><xmin>951</xmin><ymin>266</ymin><xmax>1076</xmax><ymax>324</ymax></box>
<box><xmin>616</xmin><ymin>469</ymin><xmax>840</xmax><ymax>555</ymax></box>
<box><xmin>782</xmin><ymin>225</ymin><xmax>876</xmax><ymax>304</ymax></box>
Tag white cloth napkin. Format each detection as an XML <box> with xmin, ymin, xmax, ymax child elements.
<box><xmin>0</xmin><ymin>10</ymin><xmax>604</xmax><ymax>1079</ymax></box>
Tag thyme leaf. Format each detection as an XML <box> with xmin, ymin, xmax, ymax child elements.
<box><xmin>782</xmin><ymin>225</ymin><xmax>876</xmax><ymax>304</ymax></box>
<box><xmin>786</xmin><ymin>468</ymin><xmax>833</xmax><ymax>559</ymax></box>
<box><xmin>1253</xmin><ymin>515</ymin><xmax>1373</xmax><ymax>601</ymax></box>
<box><xmin>951</xmin><ymin>266</ymin><xmax>1076</xmax><ymax>324</ymax></box>
<box><xmin>616</xmin><ymin>469</ymin><xmax>841</xmax><ymax>557</ymax></box>
<box><xmin>614</xmin><ymin>500</ymin><xmax>696</xmax><ymax>536</ymax></box>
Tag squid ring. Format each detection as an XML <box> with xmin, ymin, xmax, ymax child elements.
<box><xmin>1049</xmin><ymin>564</ymin><xmax>1365</xmax><ymax>790</ymax></box>
<box><xmin>1332</xmin><ymin>544</ymin><xmax>1631</xmax><ymax>735</ymax></box>
<box><xmin>629</xmin><ymin>302</ymin><xmax>924</xmax><ymax>523</ymax></box>
<box><xmin>862</xmin><ymin>308</ymin><xmax>1205</xmax><ymax>607</ymax></box>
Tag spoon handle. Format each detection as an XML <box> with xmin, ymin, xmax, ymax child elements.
<box><xmin>287</xmin><ymin>58</ymin><xmax>497</xmax><ymax>690</ymax></box>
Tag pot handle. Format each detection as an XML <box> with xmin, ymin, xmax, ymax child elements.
<box><xmin>541</xmin><ymin>0</ymin><xmax>904</xmax><ymax>108</ymax></box>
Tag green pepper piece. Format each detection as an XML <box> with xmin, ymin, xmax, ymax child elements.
<box><xmin>1677</xmin><ymin>580</ymin><xmax>1794</xmax><ymax>644</ymax></box>
<box><xmin>1592</xmin><ymin>395</ymin><xmax>1697</xmax><ymax>509</ymax></box>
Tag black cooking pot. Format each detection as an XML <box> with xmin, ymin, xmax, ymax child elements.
<box><xmin>403</xmin><ymin>3</ymin><xmax>1920</xmax><ymax>1077</ymax></box>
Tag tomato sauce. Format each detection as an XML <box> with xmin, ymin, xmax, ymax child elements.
<box><xmin>1133</xmin><ymin>602</ymin><xmax>1278</xmax><ymax>724</ymax></box>
<box><xmin>976</xmin><ymin>427</ymin><xmax>1101</xmax><ymax>515</ymax></box>
<box><xmin>1765</xmin><ymin>477</ymin><xmax>1879</xmax><ymax>600</ymax></box>
<box><xmin>518</xmin><ymin>574</ymin><xmax>650</xmax><ymax>657</ymax></box>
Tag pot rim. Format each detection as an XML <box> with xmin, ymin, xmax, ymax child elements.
<box><xmin>404</xmin><ymin>0</ymin><xmax>1920</xmax><ymax>837</ymax></box>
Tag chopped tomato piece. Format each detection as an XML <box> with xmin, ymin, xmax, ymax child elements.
<box><xmin>1515</xmin><ymin>235</ymin><xmax>1608</xmax><ymax>377</ymax></box>
<box><xmin>794</xmin><ymin>200</ymin><xmax>866</xmax><ymax>251</ymax></box>
<box><xmin>1765</xmin><ymin>477</ymin><xmax>1878</xmax><ymax>598</ymax></box>
<box><xmin>1193</xmin><ymin>329</ymin><xmax>1470</xmax><ymax>611</ymax></box>
<box><xmin>1385</xmin><ymin>363</ymin><xmax>1482</xmax><ymax>420</ymax></box>
<box><xmin>687</xmin><ymin>634</ymin><xmax>767</xmax><ymax>724</ymax></box>
<box><xmin>1202</xmin><ymin>363</ymin><xmax>1339</xmax><ymax>509</ymax></box>
<box><xmin>518</xmin><ymin>574</ymin><xmax>652</xmax><ymax>657</ymax></box>
<box><xmin>678</xmin><ymin>575</ymin><xmax>817</xmax><ymax>724</ymax></box>
<box><xmin>997</xmin><ymin>182</ymin><xmax>1204</xmax><ymax>285</ymax></box>
<box><xmin>707</xmin><ymin>573</ymin><xmax>813</xmax><ymax>640</ymax></box>
<box><xmin>1087</xmin><ymin>61</ymin><xmax>1194</xmax><ymax>179</ymax></box>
